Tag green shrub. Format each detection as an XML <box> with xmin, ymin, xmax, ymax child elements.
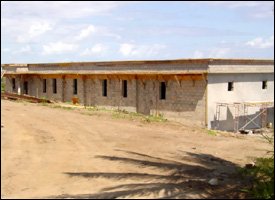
<box><xmin>242</xmin><ymin>157</ymin><xmax>274</xmax><ymax>199</ymax></box>
<box><xmin>241</xmin><ymin>132</ymin><xmax>274</xmax><ymax>199</ymax></box>
<box><xmin>1</xmin><ymin>77</ymin><xmax>5</xmax><ymax>92</ymax></box>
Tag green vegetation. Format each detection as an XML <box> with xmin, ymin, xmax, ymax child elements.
<box><xmin>40</xmin><ymin>102</ymin><xmax>75</xmax><ymax>110</ymax></box>
<box><xmin>40</xmin><ymin>96</ymin><xmax>48</xmax><ymax>103</ymax></box>
<box><xmin>240</xmin><ymin>132</ymin><xmax>274</xmax><ymax>199</ymax></box>
<box><xmin>207</xmin><ymin>130</ymin><xmax>217</xmax><ymax>136</ymax></box>
<box><xmin>111</xmin><ymin>109</ymin><xmax>167</xmax><ymax>123</ymax></box>
<box><xmin>1</xmin><ymin>77</ymin><xmax>5</xmax><ymax>93</ymax></box>
<box><xmin>241</xmin><ymin>157</ymin><xmax>274</xmax><ymax>199</ymax></box>
<box><xmin>143</xmin><ymin>114</ymin><xmax>167</xmax><ymax>123</ymax></box>
<box><xmin>111</xmin><ymin>109</ymin><xmax>142</xmax><ymax>120</ymax></box>
<box><xmin>26</xmin><ymin>100</ymin><xmax>168</xmax><ymax>123</ymax></box>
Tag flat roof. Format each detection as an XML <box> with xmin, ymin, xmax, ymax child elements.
<box><xmin>2</xmin><ymin>58</ymin><xmax>274</xmax><ymax>67</ymax></box>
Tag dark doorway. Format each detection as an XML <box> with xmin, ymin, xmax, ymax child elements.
<box><xmin>12</xmin><ymin>78</ymin><xmax>16</xmax><ymax>92</ymax></box>
<box><xmin>73</xmin><ymin>79</ymin><xmax>77</xmax><ymax>95</ymax></box>
<box><xmin>122</xmin><ymin>80</ymin><xmax>127</xmax><ymax>98</ymax></box>
<box><xmin>160</xmin><ymin>82</ymin><xmax>166</xmax><ymax>100</ymax></box>
<box><xmin>102</xmin><ymin>79</ymin><xmax>107</xmax><ymax>97</ymax></box>
<box><xmin>23</xmin><ymin>81</ymin><xmax>28</xmax><ymax>95</ymax></box>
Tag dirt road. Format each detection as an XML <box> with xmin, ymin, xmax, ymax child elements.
<box><xmin>1</xmin><ymin>99</ymin><xmax>272</xmax><ymax>199</ymax></box>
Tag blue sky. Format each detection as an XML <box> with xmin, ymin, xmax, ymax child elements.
<box><xmin>1</xmin><ymin>1</ymin><xmax>274</xmax><ymax>64</ymax></box>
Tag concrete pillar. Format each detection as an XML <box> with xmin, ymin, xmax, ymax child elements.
<box><xmin>83</xmin><ymin>75</ymin><xmax>87</xmax><ymax>106</ymax></box>
<box><xmin>17</xmin><ymin>75</ymin><xmax>22</xmax><ymax>95</ymax></box>
<box><xmin>62</xmin><ymin>75</ymin><xmax>66</xmax><ymax>102</ymax></box>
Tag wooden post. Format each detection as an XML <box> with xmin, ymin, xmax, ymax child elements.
<box><xmin>18</xmin><ymin>75</ymin><xmax>23</xmax><ymax>95</ymax></box>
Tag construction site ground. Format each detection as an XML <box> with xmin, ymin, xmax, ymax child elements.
<box><xmin>1</xmin><ymin>99</ymin><xmax>273</xmax><ymax>199</ymax></box>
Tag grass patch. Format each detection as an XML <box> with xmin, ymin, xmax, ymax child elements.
<box><xmin>39</xmin><ymin>103</ymin><xmax>75</xmax><ymax>110</ymax></box>
<box><xmin>37</xmin><ymin>103</ymin><xmax>168</xmax><ymax>123</ymax></box>
<box><xmin>143</xmin><ymin>114</ymin><xmax>167</xmax><ymax>123</ymax></box>
<box><xmin>111</xmin><ymin>110</ymin><xmax>167</xmax><ymax>123</ymax></box>
<box><xmin>207</xmin><ymin>130</ymin><xmax>217</xmax><ymax>136</ymax></box>
<box><xmin>111</xmin><ymin>109</ymin><xmax>142</xmax><ymax>120</ymax></box>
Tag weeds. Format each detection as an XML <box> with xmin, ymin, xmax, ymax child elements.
<box><xmin>241</xmin><ymin>156</ymin><xmax>274</xmax><ymax>199</ymax></box>
<box><xmin>207</xmin><ymin>130</ymin><xmax>217</xmax><ymax>136</ymax></box>
<box><xmin>37</xmin><ymin>102</ymin><xmax>168</xmax><ymax>123</ymax></box>
<box><xmin>111</xmin><ymin>110</ymin><xmax>167</xmax><ymax>123</ymax></box>
<box><xmin>143</xmin><ymin>114</ymin><xmax>167</xmax><ymax>123</ymax></box>
<box><xmin>240</xmin><ymin>131</ymin><xmax>274</xmax><ymax>199</ymax></box>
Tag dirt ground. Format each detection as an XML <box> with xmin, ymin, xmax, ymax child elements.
<box><xmin>1</xmin><ymin>99</ymin><xmax>273</xmax><ymax>199</ymax></box>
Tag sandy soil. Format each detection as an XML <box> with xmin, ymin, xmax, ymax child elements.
<box><xmin>1</xmin><ymin>99</ymin><xmax>273</xmax><ymax>199</ymax></box>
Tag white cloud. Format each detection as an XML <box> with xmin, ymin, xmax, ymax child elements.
<box><xmin>119</xmin><ymin>43</ymin><xmax>166</xmax><ymax>57</ymax></box>
<box><xmin>29</xmin><ymin>21</ymin><xmax>52</xmax><ymax>38</ymax></box>
<box><xmin>246</xmin><ymin>36</ymin><xmax>274</xmax><ymax>49</ymax></box>
<box><xmin>76</xmin><ymin>25</ymin><xmax>97</xmax><ymax>40</ymax></box>
<box><xmin>75</xmin><ymin>25</ymin><xmax>121</xmax><ymax>41</ymax></box>
<box><xmin>16</xmin><ymin>20</ymin><xmax>53</xmax><ymax>43</ymax></box>
<box><xmin>80</xmin><ymin>44</ymin><xmax>108</xmax><ymax>56</ymax></box>
<box><xmin>42</xmin><ymin>42</ymin><xmax>77</xmax><ymax>55</ymax></box>
<box><xmin>119</xmin><ymin>43</ymin><xmax>134</xmax><ymax>56</ymax></box>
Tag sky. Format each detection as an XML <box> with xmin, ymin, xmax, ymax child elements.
<box><xmin>1</xmin><ymin>1</ymin><xmax>274</xmax><ymax>64</ymax></box>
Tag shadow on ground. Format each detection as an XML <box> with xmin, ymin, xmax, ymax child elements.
<box><xmin>47</xmin><ymin>150</ymin><xmax>249</xmax><ymax>199</ymax></box>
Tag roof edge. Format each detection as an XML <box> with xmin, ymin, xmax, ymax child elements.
<box><xmin>2</xmin><ymin>58</ymin><xmax>274</xmax><ymax>67</ymax></box>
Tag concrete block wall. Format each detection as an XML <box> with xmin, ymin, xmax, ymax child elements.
<box><xmin>47</xmin><ymin>78</ymin><xmax>63</xmax><ymax>101</ymax></box>
<box><xmin>85</xmin><ymin>79</ymin><xmax>95</xmax><ymax>106</ymax></box>
<box><xmin>5</xmin><ymin>77</ymin><xmax>13</xmax><ymax>93</ymax></box>
<box><xmin>27</xmin><ymin>77</ymin><xmax>63</xmax><ymax>101</ymax></box>
<box><xmin>63</xmin><ymin>78</ymin><xmax>84</xmax><ymax>104</ymax></box>
<box><xmin>93</xmin><ymin>79</ymin><xmax>137</xmax><ymax>112</ymax></box>
<box><xmin>136</xmin><ymin>79</ymin><xmax>206</xmax><ymax>125</ymax></box>
<box><xmin>5</xmin><ymin>76</ymin><xmax>21</xmax><ymax>94</ymax></box>
<box><xmin>5</xmin><ymin>75</ymin><xmax>207</xmax><ymax>125</ymax></box>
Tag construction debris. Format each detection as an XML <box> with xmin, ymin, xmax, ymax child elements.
<box><xmin>245</xmin><ymin>162</ymin><xmax>255</xmax><ymax>169</ymax></box>
<box><xmin>239</xmin><ymin>130</ymin><xmax>253</xmax><ymax>134</ymax></box>
<box><xmin>1</xmin><ymin>92</ymin><xmax>52</xmax><ymax>103</ymax></box>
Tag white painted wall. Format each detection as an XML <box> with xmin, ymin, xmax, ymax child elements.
<box><xmin>208</xmin><ymin>73</ymin><xmax>274</xmax><ymax>131</ymax></box>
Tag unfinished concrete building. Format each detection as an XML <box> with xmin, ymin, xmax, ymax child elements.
<box><xmin>2</xmin><ymin>58</ymin><xmax>274</xmax><ymax>131</ymax></box>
